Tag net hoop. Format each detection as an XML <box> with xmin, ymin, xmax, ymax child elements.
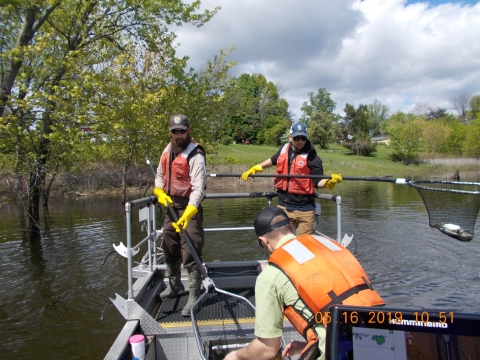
<box><xmin>408</xmin><ymin>180</ymin><xmax>480</xmax><ymax>195</ymax></box>
<box><xmin>408</xmin><ymin>180</ymin><xmax>480</xmax><ymax>241</ymax></box>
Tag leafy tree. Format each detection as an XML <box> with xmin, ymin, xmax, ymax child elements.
<box><xmin>422</xmin><ymin>121</ymin><xmax>452</xmax><ymax>161</ymax></box>
<box><xmin>221</xmin><ymin>73</ymin><xmax>289</xmax><ymax>143</ymax></box>
<box><xmin>385</xmin><ymin>112</ymin><xmax>424</xmax><ymax>164</ymax></box>
<box><xmin>0</xmin><ymin>0</ymin><xmax>218</xmax><ymax>235</ymax></box>
<box><xmin>343</xmin><ymin>103</ymin><xmax>370</xmax><ymax>140</ymax></box>
<box><xmin>0</xmin><ymin>1</ymin><xmax>61</xmax><ymax>118</ymax></box>
<box><xmin>470</xmin><ymin>95</ymin><xmax>480</xmax><ymax>120</ymax></box>
<box><xmin>308</xmin><ymin>111</ymin><xmax>336</xmax><ymax>149</ymax></box>
<box><xmin>300</xmin><ymin>88</ymin><xmax>336</xmax><ymax>125</ymax></box>
<box><xmin>259</xmin><ymin>113</ymin><xmax>291</xmax><ymax>146</ymax></box>
<box><xmin>444</xmin><ymin>121</ymin><xmax>467</xmax><ymax>155</ymax></box>
<box><xmin>86</xmin><ymin>49</ymin><xmax>181</xmax><ymax>203</ymax></box>
<box><xmin>367</xmin><ymin>99</ymin><xmax>389</xmax><ymax>136</ymax></box>
<box><xmin>463</xmin><ymin>114</ymin><xmax>480</xmax><ymax>156</ymax></box>
<box><xmin>175</xmin><ymin>46</ymin><xmax>237</xmax><ymax>147</ymax></box>
<box><xmin>341</xmin><ymin>103</ymin><xmax>375</xmax><ymax>156</ymax></box>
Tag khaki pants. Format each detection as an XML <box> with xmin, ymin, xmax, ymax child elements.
<box><xmin>277</xmin><ymin>206</ymin><xmax>315</xmax><ymax>236</ymax></box>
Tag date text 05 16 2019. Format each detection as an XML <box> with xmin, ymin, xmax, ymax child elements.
<box><xmin>314</xmin><ymin>311</ymin><xmax>454</xmax><ymax>325</ymax></box>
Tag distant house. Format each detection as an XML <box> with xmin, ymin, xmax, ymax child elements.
<box><xmin>371</xmin><ymin>135</ymin><xmax>390</xmax><ymax>145</ymax></box>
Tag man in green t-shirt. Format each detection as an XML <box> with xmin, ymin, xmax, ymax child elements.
<box><xmin>225</xmin><ymin>207</ymin><xmax>326</xmax><ymax>360</ymax></box>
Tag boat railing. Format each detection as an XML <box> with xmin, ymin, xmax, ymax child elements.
<box><xmin>122</xmin><ymin>191</ymin><xmax>343</xmax><ymax>301</ymax></box>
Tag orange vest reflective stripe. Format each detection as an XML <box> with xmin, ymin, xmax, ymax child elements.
<box><xmin>274</xmin><ymin>144</ymin><xmax>314</xmax><ymax>195</ymax></box>
<box><xmin>268</xmin><ymin>234</ymin><xmax>384</xmax><ymax>357</ymax></box>
<box><xmin>160</xmin><ymin>141</ymin><xmax>198</xmax><ymax>197</ymax></box>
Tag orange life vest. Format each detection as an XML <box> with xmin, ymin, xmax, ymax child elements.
<box><xmin>268</xmin><ymin>234</ymin><xmax>384</xmax><ymax>359</ymax></box>
<box><xmin>160</xmin><ymin>141</ymin><xmax>199</xmax><ymax>197</ymax></box>
<box><xmin>274</xmin><ymin>144</ymin><xmax>314</xmax><ymax>195</ymax></box>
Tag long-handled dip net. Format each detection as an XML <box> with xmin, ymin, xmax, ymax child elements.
<box><xmin>164</xmin><ymin>203</ymin><xmax>258</xmax><ymax>360</ymax></box>
<box><xmin>191</xmin><ymin>286</ymin><xmax>257</xmax><ymax>360</ymax></box>
<box><xmin>409</xmin><ymin>180</ymin><xmax>480</xmax><ymax>242</ymax></box>
<box><xmin>208</xmin><ymin>172</ymin><xmax>480</xmax><ymax>243</ymax></box>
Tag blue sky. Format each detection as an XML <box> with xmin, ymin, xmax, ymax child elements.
<box><xmin>174</xmin><ymin>0</ymin><xmax>480</xmax><ymax>119</ymax></box>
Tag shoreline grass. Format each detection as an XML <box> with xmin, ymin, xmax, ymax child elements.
<box><xmin>207</xmin><ymin>143</ymin><xmax>479</xmax><ymax>180</ymax></box>
<box><xmin>2</xmin><ymin>143</ymin><xmax>478</xmax><ymax>203</ymax></box>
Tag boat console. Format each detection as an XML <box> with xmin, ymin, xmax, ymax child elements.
<box><xmin>326</xmin><ymin>305</ymin><xmax>480</xmax><ymax>360</ymax></box>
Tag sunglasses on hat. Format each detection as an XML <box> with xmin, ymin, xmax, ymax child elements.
<box><xmin>293</xmin><ymin>136</ymin><xmax>307</xmax><ymax>141</ymax></box>
<box><xmin>171</xmin><ymin>129</ymin><xmax>187</xmax><ymax>134</ymax></box>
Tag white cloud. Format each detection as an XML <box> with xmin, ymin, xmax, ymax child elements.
<box><xmin>173</xmin><ymin>0</ymin><xmax>480</xmax><ymax>119</ymax></box>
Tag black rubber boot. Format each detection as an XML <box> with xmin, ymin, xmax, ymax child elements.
<box><xmin>160</xmin><ymin>260</ymin><xmax>185</xmax><ymax>301</ymax></box>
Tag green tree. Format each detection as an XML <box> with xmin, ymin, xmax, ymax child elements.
<box><xmin>0</xmin><ymin>1</ymin><xmax>61</xmax><ymax>117</ymax></box>
<box><xmin>86</xmin><ymin>49</ymin><xmax>180</xmax><ymax>203</ymax></box>
<box><xmin>470</xmin><ymin>95</ymin><xmax>480</xmax><ymax>120</ymax></box>
<box><xmin>174</xmin><ymin>46</ymin><xmax>237</xmax><ymax>146</ymax></box>
<box><xmin>385</xmin><ymin>112</ymin><xmax>424</xmax><ymax>164</ymax></box>
<box><xmin>463</xmin><ymin>115</ymin><xmax>480</xmax><ymax>156</ymax></box>
<box><xmin>300</xmin><ymin>88</ymin><xmax>336</xmax><ymax>125</ymax></box>
<box><xmin>221</xmin><ymin>73</ymin><xmax>289</xmax><ymax>143</ymax></box>
<box><xmin>444</xmin><ymin>121</ymin><xmax>467</xmax><ymax>155</ymax></box>
<box><xmin>260</xmin><ymin>113</ymin><xmax>291</xmax><ymax>146</ymax></box>
<box><xmin>422</xmin><ymin>121</ymin><xmax>452</xmax><ymax>161</ymax></box>
<box><xmin>367</xmin><ymin>99</ymin><xmax>389</xmax><ymax>136</ymax></box>
<box><xmin>308</xmin><ymin>111</ymin><xmax>336</xmax><ymax>149</ymax></box>
<box><xmin>343</xmin><ymin>103</ymin><xmax>370</xmax><ymax>140</ymax></box>
<box><xmin>0</xmin><ymin>0</ymin><xmax>218</xmax><ymax>235</ymax></box>
<box><xmin>341</xmin><ymin>103</ymin><xmax>376</xmax><ymax>156</ymax></box>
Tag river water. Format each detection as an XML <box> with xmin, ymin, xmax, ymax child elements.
<box><xmin>1</xmin><ymin>172</ymin><xmax>480</xmax><ymax>359</ymax></box>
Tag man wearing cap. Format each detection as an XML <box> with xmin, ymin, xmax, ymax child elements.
<box><xmin>241</xmin><ymin>122</ymin><xmax>343</xmax><ymax>236</ymax></box>
<box><xmin>153</xmin><ymin>114</ymin><xmax>206</xmax><ymax>317</ymax></box>
<box><xmin>225</xmin><ymin>207</ymin><xmax>384</xmax><ymax>360</ymax></box>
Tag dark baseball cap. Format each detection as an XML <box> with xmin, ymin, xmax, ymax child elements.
<box><xmin>254</xmin><ymin>207</ymin><xmax>290</xmax><ymax>236</ymax></box>
<box><xmin>290</xmin><ymin>122</ymin><xmax>308</xmax><ymax>137</ymax></box>
<box><xmin>169</xmin><ymin>114</ymin><xmax>189</xmax><ymax>130</ymax></box>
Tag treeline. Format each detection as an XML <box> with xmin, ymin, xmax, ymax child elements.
<box><xmin>1</xmin><ymin>1</ymin><xmax>479</xmax><ymax>235</ymax></box>
<box><xmin>296</xmin><ymin>90</ymin><xmax>480</xmax><ymax>163</ymax></box>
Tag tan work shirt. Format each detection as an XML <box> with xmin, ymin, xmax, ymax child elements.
<box><xmin>155</xmin><ymin>143</ymin><xmax>206</xmax><ymax>209</ymax></box>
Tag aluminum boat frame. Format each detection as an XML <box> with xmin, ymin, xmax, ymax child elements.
<box><xmin>104</xmin><ymin>192</ymin><xmax>347</xmax><ymax>360</ymax></box>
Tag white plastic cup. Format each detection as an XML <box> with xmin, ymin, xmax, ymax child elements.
<box><xmin>129</xmin><ymin>334</ymin><xmax>145</xmax><ymax>360</ymax></box>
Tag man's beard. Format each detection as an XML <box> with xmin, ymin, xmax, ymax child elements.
<box><xmin>171</xmin><ymin>134</ymin><xmax>191</xmax><ymax>153</ymax></box>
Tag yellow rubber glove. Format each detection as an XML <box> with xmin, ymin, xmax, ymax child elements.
<box><xmin>324</xmin><ymin>174</ymin><xmax>343</xmax><ymax>190</ymax></box>
<box><xmin>172</xmin><ymin>205</ymin><xmax>198</xmax><ymax>233</ymax></box>
<box><xmin>241</xmin><ymin>164</ymin><xmax>263</xmax><ymax>181</ymax></box>
<box><xmin>153</xmin><ymin>188</ymin><xmax>173</xmax><ymax>207</ymax></box>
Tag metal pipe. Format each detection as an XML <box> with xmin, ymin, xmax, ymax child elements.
<box><xmin>205</xmin><ymin>227</ymin><xmax>254</xmax><ymax>232</ymax></box>
<box><xmin>152</xmin><ymin>204</ymin><xmax>157</xmax><ymax>266</ymax></box>
<box><xmin>146</xmin><ymin>203</ymin><xmax>153</xmax><ymax>272</ymax></box>
<box><xmin>125</xmin><ymin>202</ymin><xmax>134</xmax><ymax>300</ymax></box>
<box><xmin>208</xmin><ymin>173</ymin><xmax>406</xmax><ymax>183</ymax></box>
<box><xmin>336</xmin><ymin>196</ymin><xmax>342</xmax><ymax>243</ymax></box>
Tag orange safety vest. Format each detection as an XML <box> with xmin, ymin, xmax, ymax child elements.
<box><xmin>274</xmin><ymin>144</ymin><xmax>314</xmax><ymax>195</ymax></box>
<box><xmin>268</xmin><ymin>234</ymin><xmax>384</xmax><ymax>359</ymax></box>
<box><xmin>160</xmin><ymin>141</ymin><xmax>199</xmax><ymax>197</ymax></box>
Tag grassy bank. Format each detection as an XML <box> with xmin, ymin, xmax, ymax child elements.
<box><xmin>2</xmin><ymin>143</ymin><xmax>478</xmax><ymax>202</ymax></box>
<box><xmin>207</xmin><ymin>143</ymin><xmax>478</xmax><ymax>179</ymax></box>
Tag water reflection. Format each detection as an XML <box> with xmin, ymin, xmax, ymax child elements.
<box><xmin>0</xmin><ymin>175</ymin><xmax>479</xmax><ymax>359</ymax></box>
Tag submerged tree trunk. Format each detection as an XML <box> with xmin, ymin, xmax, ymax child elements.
<box><xmin>27</xmin><ymin>161</ymin><xmax>43</xmax><ymax>234</ymax></box>
<box><xmin>42</xmin><ymin>162</ymin><xmax>59</xmax><ymax>212</ymax></box>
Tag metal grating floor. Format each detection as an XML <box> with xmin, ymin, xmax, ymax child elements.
<box><xmin>156</xmin><ymin>288</ymin><xmax>255</xmax><ymax>327</ymax></box>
